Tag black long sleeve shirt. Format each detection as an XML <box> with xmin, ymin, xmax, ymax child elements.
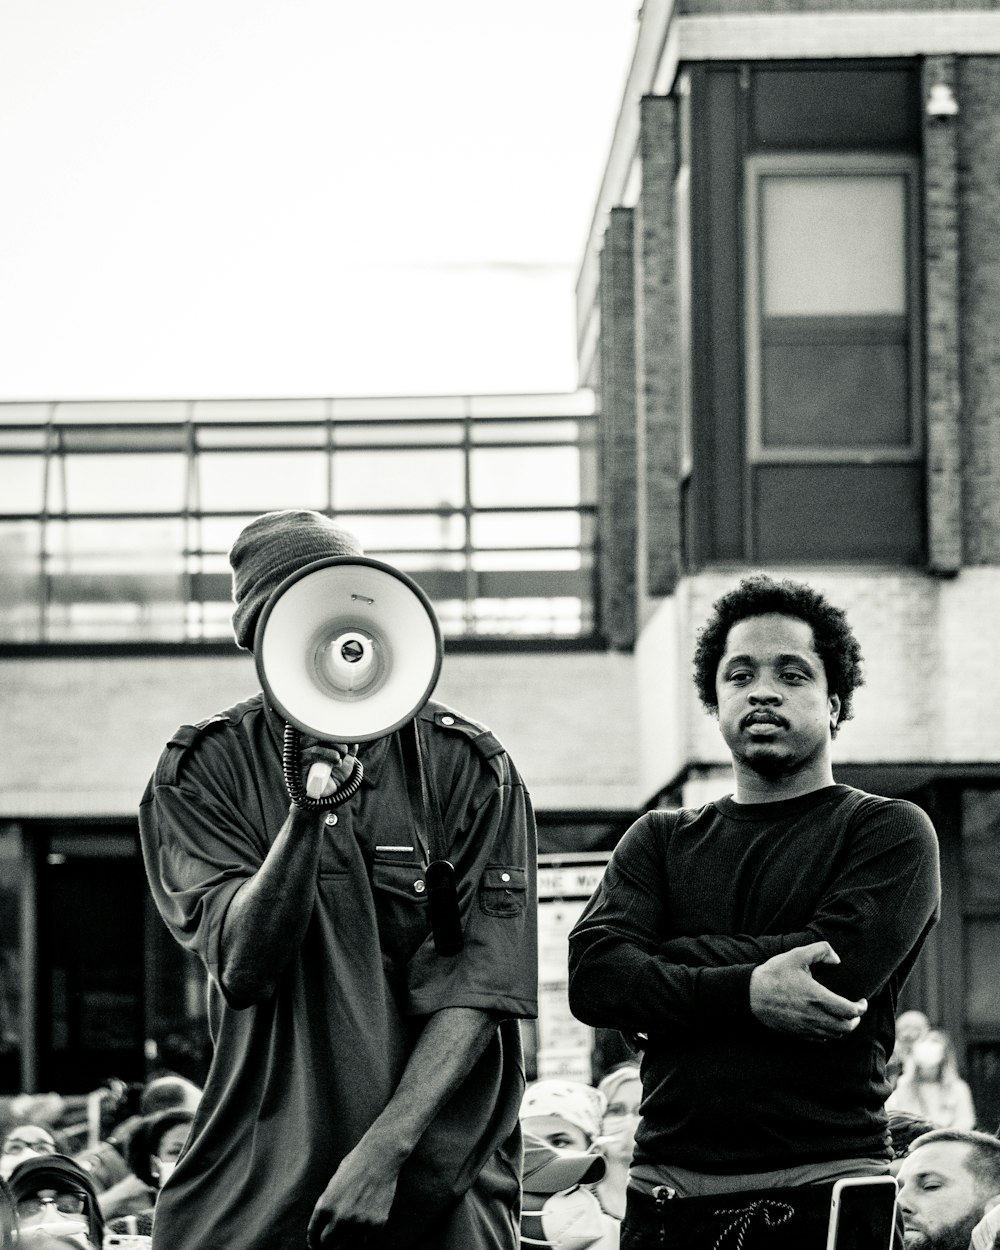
<box><xmin>567</xmin><ymin>785</ymin><xmax>940</xmax><ymax>1173</ymax></box>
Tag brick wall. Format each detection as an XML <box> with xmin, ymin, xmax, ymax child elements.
<box><xmin>598</xmin><ymin>207</ymin><xmax>639</xmax><ymax>649</ymax></box>
<box><xmin>959</xmin><ymin>56</ymin><xmax>1000</xmax><ymax>563</ymax></box>
<box><xmin>923</xmin><ymin>54</ymin><xmax>963</xmax><ymax>573</ymax></box>
<box><xmin>636</xmin><ymin>94</ymin><xmax>684</xmax><ymax>606</ymax></box>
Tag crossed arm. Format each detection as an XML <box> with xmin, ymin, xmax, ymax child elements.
<box><xmin>568</xmin><ymin>805</ymin><xmax>939</xmax><ymax>1042</ymax></box>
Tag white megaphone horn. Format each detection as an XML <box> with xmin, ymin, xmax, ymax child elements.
<box><xmin>254</xmin><ymin>556</ymin><xmax>443</xmax><ymax>809</ymax></box>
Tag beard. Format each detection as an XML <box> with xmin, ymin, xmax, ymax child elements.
<box><xmin>905</xmin><ymin>1208</ymin><xmax>984</xmax><ymax>1250</ymax></box>
<box><xmin>733</xmin><ymin>740</ymin><xmax>811</xmax><ymax>782</ymax></box>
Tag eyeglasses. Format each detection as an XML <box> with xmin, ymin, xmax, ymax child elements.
<box><xmin>16</xmin><ymin>1192</ymin><xmax>86</xmax><ymax>1217</ymax></box>
<box><xmin>2</xmin><ymin>1138</ymin><xmax>56</xmax><ymax>1156</ymax></box>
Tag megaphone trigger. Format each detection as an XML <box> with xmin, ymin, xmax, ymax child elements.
<box><xmin>305</xmin><ymin>760</ymin><xmax>334</xmax><ymax>799</ymax></box>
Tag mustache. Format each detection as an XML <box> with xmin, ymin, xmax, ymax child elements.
<box><xmin>741</xmin><ymin>710</ymin><xmax>789</xmax><ymax>730</ymax></box>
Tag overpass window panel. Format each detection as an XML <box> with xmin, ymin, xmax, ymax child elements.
<box><xmin>471</xmin><ymin>511</ymin><xmax>581</xmax><ymax>550</ymax></box>
<box><xmin>332</xmin><ymin>450</ymin><xmax>464</xmax><ymax>510</ymax></box>
<box><xmin>44</xmin><ymin>519</ymin><xmax>187</xmax><ymax>640</ymax></box>
<box><xmin>0</xmin><ymin>455</ymin><xmax>45</xmax><ymax>514</ymax></box>
<box><xmin>198</xmin><ymin>451</ymin><xmax>328</xmax><ymax>512</ymax></box>
<box><xmin>470</xmin><ymin>447</ymin><xmax>580</xmax><ymax>508</ymax></box>
<box><xmin>59</xmin><ymin>453</ymin><xmax>187</xmax><ymax>513</ymax></box>
<box><xmin>0</xmin><ymin>521</ymin><xmax>42</xmax><ymax>640</ymax></box>
<box><xmin>339</xmin><ymin>512</ymin><xmax>466</xmax><ymax>556</ymax></box>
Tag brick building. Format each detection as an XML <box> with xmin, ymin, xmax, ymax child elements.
<box><xmin>578</xmin><ymin>1</ymin><xmax>1000</xmax><ymax>1126</ymax></box>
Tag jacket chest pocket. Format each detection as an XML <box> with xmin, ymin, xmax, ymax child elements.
<box><xmin>372</xmin><ymin>859</ymin><xmax>430</xmax><ymax>964</ymax></box>
<box><xmin>479</xmin><ymin>865</ymin><xmax>527</xmax><ymax>917</ymax></box>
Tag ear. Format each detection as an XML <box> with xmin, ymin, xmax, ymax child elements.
<box><xmin>828</xmin><ymin>693</ymin><xmax>841</xmax><ymax>732</ymax></box>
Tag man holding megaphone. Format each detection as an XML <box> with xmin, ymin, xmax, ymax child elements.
<box><xmin>139</xmin><ymin>509</ymin><xmax>539</xmax><ymax>1250</ymax></box>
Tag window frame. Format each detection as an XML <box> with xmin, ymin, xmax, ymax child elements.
<box><xmin>744</xmin><ymin>150</ymin><xmax>923</xmax><ymax>466</ymax></box>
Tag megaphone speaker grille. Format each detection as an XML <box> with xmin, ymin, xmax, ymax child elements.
<box><xmin>255</xmin><ymin>557</ymin><xmax>443</xmax><ymax>742</ymax></box>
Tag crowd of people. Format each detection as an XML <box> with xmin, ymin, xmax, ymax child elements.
<box><xmin>0</xmin><ymin>1019</ymin><xmax>994</xmax><ymax>1249</ymax></box>
<box><xmin>0</xmin><ymin>1073</ymin><xmax>199</xmax><ymax>1247</ymax></box>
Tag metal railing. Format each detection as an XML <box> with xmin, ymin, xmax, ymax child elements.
<box><xmin>0</xmin><ymin>394</ymin><xmax>598</xmax><ymax>643</ymax></box>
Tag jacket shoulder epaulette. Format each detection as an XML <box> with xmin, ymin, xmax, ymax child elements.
<box><xmin>154</xmin><ymin>699</ymin><xmax>258</xmax><ymax>787</ymax></box>
<box><xmin>420</xmin><ymin>701</ymin><xmax>506</xmax><ymax>763</ymax></box>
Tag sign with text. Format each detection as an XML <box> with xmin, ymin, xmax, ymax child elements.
<box><xmin>535</xmin><ymin>854</ymin><xmax>610</xmax><ymax>1082</ymax></box>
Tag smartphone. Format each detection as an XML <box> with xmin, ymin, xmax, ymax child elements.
<box><xmin>826</xmin><ymin>1175</ymin><xmax>899</xmax><ymax>1250</ymax></box>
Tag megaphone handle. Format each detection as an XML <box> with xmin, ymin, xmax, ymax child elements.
<box><xmin>305</xmin><ymin>760</ymin><xmax>333</xmax><ymax>799</ymax></box>
<box><xmin>282</xmin><ymin>724</ymin><xmax>365</xmax><ymax>811</ymax></box>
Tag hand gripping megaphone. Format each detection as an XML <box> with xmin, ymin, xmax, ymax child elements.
<box><xmin>254</xmin><ymin>556</ymin><xmax>443</xmax><ymax>811</ymax></box>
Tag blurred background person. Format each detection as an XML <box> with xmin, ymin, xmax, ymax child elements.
<box><xmin>95</xmin><ymin>1073</ymin><xmax>201</xmax><ymax>1222</ymax></box>
<box><xmin>594</xmin><ymin>1062</ymin><xmax>642</xmax><ymax>1221</ymax></box>
<box><xmin>0</xmin><ymin>1123</ymin><xmax>62</xmax><ymax>1180</ymax></box>
<box><xmin>520</xmin><ymin>1079</ymin><xmax>606</xmax><ymax>1154</ymax></box>
<box><xmin>970</xmin><ymin>1194</ymin><xmax>1000</xmax><ymax>1250</ymax></box>
<box><xmin>0</xmin><ymin>1175</ymin><xmax>15</xmax><ymax>1250</ymax></box>
<box><xmin>7</xmin><ymin>1152</ymin><xmax>104</xmax><ymax>1248</ymax></box>
<box><xmin>887</xmin><ymin>1027</ymin><xmax>977</xmax><ymax>1130</ymax></box>
<box><xmin>103</xmin><ymin>1107</ymin><xmax>195</xmax><ymax>1237</ymax></box>
<box><xmin>888</xmin><ymin>1109</ymin><xmax>938</xmax><ymax>1175</ymax></box>
<box><xmin>887</xmin><ymin>1008</ymin><xmax>931</xmax><ymax>1089</ymax></box>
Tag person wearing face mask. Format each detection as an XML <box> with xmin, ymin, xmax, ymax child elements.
<box><xmin>7</xmin><ymin>1153</ymin><xmax>104</xmax><ymax>1249</ymax></box>
<box><xmin>595</xmin><ymin>1064</ymin><xmax>642</xmax><ymax>1222</ymax></box>
<box><xmin>520</xmin><ymin>1080</ymin><xmax>607</xmax><ymax>1155</ymax></box>
<box><xmin>104</xmin><ymin>1108</ymin><xmax>195</xmax><ymax>1239</ymax></box>
<box><xmin>887</xmin><ymin>1028</ymin><xmax>977</xmax><ymax>1131</ymax></box>
<box><xmin>521</xmin><ymin>1133</ymin><xmax>618</xmax><ymax>1250</ymax></box>
<box><xmin>0</xmin><ymin>1124</ymin><xmax>61</xmax><ymax>1181</ymax></box>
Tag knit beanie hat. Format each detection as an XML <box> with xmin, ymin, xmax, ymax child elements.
<box><xmin>230</xmin><ymin>510</ymin><xmax>364</xmax><ymax>651</ymax></box>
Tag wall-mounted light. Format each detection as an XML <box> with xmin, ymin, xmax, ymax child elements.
<box><xmin>926</xmin><ymin>83</ymin><xmax>959</xmax><ymax>118</ymax></box>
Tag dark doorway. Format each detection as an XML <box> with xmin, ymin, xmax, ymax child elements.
<box><xmin>34</xmin><ymin>825</ymin><xmax>146</xmax><ymax>1093</ymax></box>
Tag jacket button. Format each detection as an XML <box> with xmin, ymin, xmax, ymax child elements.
<box><xmin>440</xmin><ymin>715</ymin><xmax>455</xmax><ymax>726</ymax></box>
<box><xmin>414</xmin><ymin>880</ymin><xmax>426</xmax><ymax>894</ymax></box>
<box><xmin>324</xmin><ymin>813</ymin><xmax>338</xmax><ymax>827</ymax></box>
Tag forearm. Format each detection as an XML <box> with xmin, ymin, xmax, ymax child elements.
<box><xmin>568</xmin><ymin>930</ymin><xmax>756</xmax><ymax>1034</ymax></box>
<box><xmin>219</xmin><ymin>802</ymin><xmax>325</xmax><ymax>1002</ymax></box>
<box><xmin>358</xmin><ymin>1006</ymin><xmax>499</xmax><ymax>1164</ymax></box>
<box><xmin>658</xmin><ymin>932</ymin><xmax>803</xmax><ymax>966</ymax></box>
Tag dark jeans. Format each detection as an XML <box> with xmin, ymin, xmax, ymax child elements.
<box><xmin>621</xmin><ymin>1183</ymin><xmax>905</xmax><ymax>1250</ymax></box>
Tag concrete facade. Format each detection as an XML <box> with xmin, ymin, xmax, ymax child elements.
<box><xmin>0</xmin><ymin>649</ymin><xmax>644</xmax><ymax>818</ymax></box>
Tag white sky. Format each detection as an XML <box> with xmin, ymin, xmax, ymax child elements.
<box><xmin>0</xmin><ymin>1</ymin><xmax>638</xmax><ymax>400</ymax></box>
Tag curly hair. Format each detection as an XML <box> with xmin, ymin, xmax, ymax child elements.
<box><xmin>693</xmin><ymin>574</ymin><xmax>864</xmax><ymax>733</ymax></box>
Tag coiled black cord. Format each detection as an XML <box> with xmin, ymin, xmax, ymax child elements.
<box><xmin>282</xmin><ymin>723</ymin><xmax>365</xmax><ymax>811</ymax></box>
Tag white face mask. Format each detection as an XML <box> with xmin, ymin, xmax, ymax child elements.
<box><xmin>0</xmin><ymin>1143</ymin><xmax>50</xmax><ymax>1180</ymax></box>
<box><xmin>912</xmin><ymin>1039</ymin><xmax>946</xmax><ymax>1068</ymax></box>
<box><xmin>520</xmin><ymin>1185</ymin><xmax>610</xmax><ymax>1250</ymax></box>
<box><xmin>152</xmin><ymin>1158</ymin><xmax>176</xmax><ymax>1188</ymax></box>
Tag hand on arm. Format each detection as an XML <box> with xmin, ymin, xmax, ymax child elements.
<box><xmin>748</xmin><ymin>941</ymin><xmax>866</xmax><ymax>1039</ymax></box>
<box><xmin>307</xmin><ymin>1006</ymin><xmax>498</xmax><ymax>1248</ymax></box>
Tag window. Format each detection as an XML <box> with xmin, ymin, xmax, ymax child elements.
<box><xmin>744</xmin><ymin>153</ymin><xmax>923</xmax><ymax>562</ymax></box>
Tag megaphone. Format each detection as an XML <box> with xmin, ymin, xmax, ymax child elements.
<box><xmin>255</xmin><ymin>556</ymin><xmax>443</xmax><ymax>808</ymax></box>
